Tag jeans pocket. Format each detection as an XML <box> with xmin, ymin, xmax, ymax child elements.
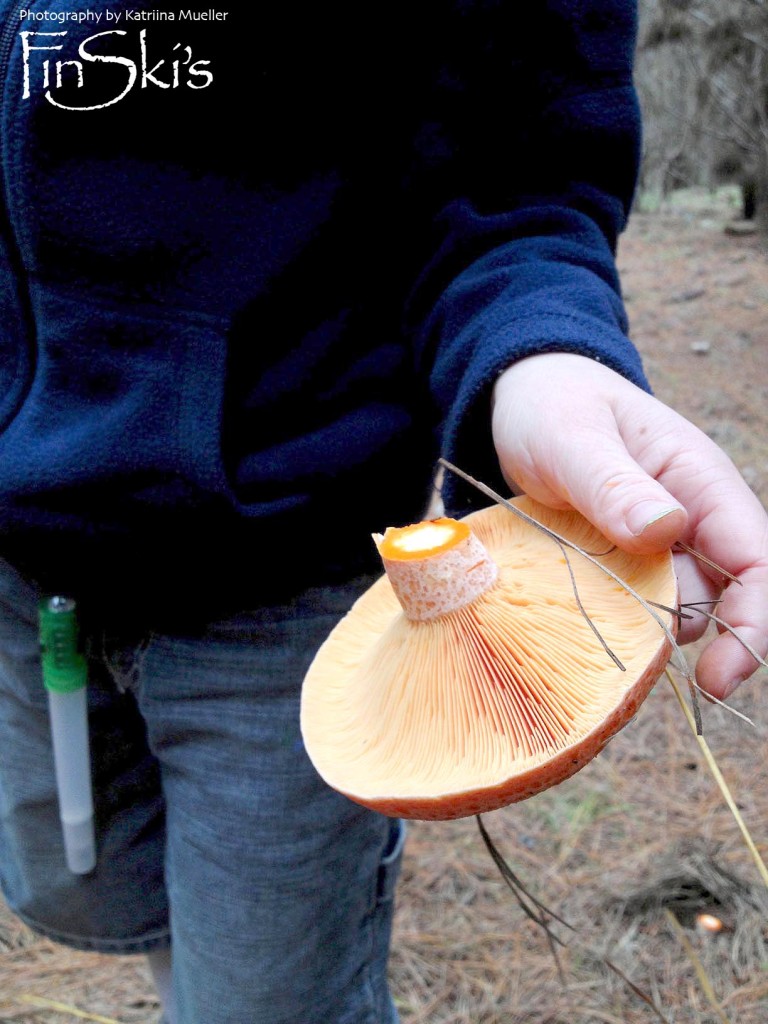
<box><xmin>376</xmin><ymin>817</ymin><xmax>406</xmax><ymax>906</ymax></box>
<box><xmin>0</xmin><ymin>558</ymin><xmax>43</xmax><ymax>702</ymax></box>
<box><xmin>367</xmin><ymin>817</ymin><xmax>405</xmax><ymax>1024</ymax></box>
<box><xmin>0</xmin><ymin>254</ymin><xmax>34</xmax><ymax>436</ymax></box>
<box><xmin>0</xmin><ymin>555</ymin><xmax>40</xmax><ymax>625</ymax></box>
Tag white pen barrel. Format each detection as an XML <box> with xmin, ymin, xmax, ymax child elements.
<box><xmin>48</xmin><ymin>687</ymin><xmax>96</xmax><ymax>874</ymax></box>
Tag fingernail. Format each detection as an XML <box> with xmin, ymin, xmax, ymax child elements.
<box><xmin>627</xmin><ymin>502</ymin><xmax>685</xmax><ymax>537</ymax></box>
<box><xmin>721</xmin><ymin>675</ymin><xmax>746</xmax><ymax>700</ymax></box>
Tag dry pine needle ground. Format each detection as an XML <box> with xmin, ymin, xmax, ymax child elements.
<box><xmin>2</xmin><ymin>191</ymin><xmax>767</xmax><ymax>1023</ymax></box>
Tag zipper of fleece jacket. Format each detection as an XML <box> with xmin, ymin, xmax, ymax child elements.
<box><xmin>0</xmin><ymin>4</ymin><xmax>26</xmax><ymax>207</ymax></box>
<box><xmin>0</xmin><ymin>3</ymin><xmax>22</xmax><ymax>84</ymax></box>
<box><xmin>0</xmin><ymin>1</ymin><xmax>38</xmax><ymax>415</ymax></box>
<box><xmin>0</xmin><ymin>2</ymin><xmax>32</xmax><ymax>244</ymax></box>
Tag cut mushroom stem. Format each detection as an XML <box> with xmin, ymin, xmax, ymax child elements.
<box><xmin>374</xmin><ymin>517</ymin><xmax>499</xmax><ymax>621</ymax></box>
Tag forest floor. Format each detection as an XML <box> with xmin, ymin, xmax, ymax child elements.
<box><xmin>1</xmin><ymin>190</ymin><xmax>767</xmax><ymax>1024</ymax></box>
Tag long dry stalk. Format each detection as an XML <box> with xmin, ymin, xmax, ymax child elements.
<box><xmin>19</xmin><ymin>994</ymin><xmax>123</xmax><ymax>1023</ymax></box>
<box><xmin>665</xmin><ymin>667</ymin><xmax>768</xmax><ymax>891</ymax></box>
<box><xmin>663</xmin><ymin>909</ymin><xmax>731</xmax><ymax>1024</ymax></box>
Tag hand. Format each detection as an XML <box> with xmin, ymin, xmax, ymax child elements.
<box><xmin>491</xmin><ymin>352</ymin><xmax>768</xmax><ymax>700</ymax></box>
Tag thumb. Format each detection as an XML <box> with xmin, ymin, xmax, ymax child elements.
<box><xmin>550</xmin><ymin>427</ymin><xmax>688</xmax><ymax>553</ymax></box>
<box><xmin>493</xmin><ymin>402</ymin><xmax>687</xmax><ymax>555</ymax></box>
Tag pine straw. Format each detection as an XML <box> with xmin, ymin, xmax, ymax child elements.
<box><xmin>3</xmin><ymin>657</ymin><xmax>765</xmax><ymax>1023</ymax></box>
<box><xmin>0</xmin><ymin>915</ymin><xmax>159</xmax><ymax>1023</ymax></box>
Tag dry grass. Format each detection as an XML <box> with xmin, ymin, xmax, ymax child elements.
<box><xmin>2</xmin><ymin>196</ymin><xmax>767</xmax><ymax>1022</ymax></box>
<box><xmin>0</xmin><ymin>913</ymin><xmax>158</xmax><ymax>1023</ymax></box>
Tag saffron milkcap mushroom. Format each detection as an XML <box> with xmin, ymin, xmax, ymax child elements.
<box><xmin>300</xmin><ymin>498</ymin><xmax>677</xmax><ymax>820</ymax></box>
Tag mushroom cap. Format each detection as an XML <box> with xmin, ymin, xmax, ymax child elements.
<box><xmin>300</xmin><ymin>499</ymin><xmax>677</xmax><ymax>820</ymax></box>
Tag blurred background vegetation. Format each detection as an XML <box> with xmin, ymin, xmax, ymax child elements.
<box><xmin>636</xmin><ymin>0</ymin><xmax>768</xmax><ymax>228</ymax></box>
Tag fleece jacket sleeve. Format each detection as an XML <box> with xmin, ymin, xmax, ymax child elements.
<box><xmin>408</xmin><ymin>0</ymin><xmax>647</xmax><ymax>514</ymax></box>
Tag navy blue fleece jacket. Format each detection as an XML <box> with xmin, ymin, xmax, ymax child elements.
<box><xmin>0</xmin><ymin>0</ymin><xmax>647</xmax><ymax>619</ymax></box>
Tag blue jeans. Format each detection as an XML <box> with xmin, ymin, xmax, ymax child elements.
<box><xmin>0</xmin><ymin>559</ymin><xmax>403</xmax><ymax>1023</ymax></box>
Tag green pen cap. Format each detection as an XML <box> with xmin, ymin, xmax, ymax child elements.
<box><xmin>39</xmin><ymin>597</ymin><xmax>88</xmax><ymax>694</ymax></box>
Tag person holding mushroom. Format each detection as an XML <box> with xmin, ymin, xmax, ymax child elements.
<box><xmin>0</xmin><ymin>3</ymin><xmax>764</xmax><ymax>1024</ymax></box>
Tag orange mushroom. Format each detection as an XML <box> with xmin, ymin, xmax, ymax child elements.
<box><xmin>300</xmin><ymin>498</ymin><xmax>677</xmax><ymax>820</ymax></box>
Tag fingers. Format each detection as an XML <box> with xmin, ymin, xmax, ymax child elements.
<box><xmin>492</xmin><ymin>355</ymin><xmax>689</xmax><ymax>553</ymax></box>
<box><xmin>548</xmin><ymin>428</ymin><xmax>689</xmax><ymax>554</ymax></box>
<box><xmin>664</xmin><ymin>451</ymin><xmax>768</xmax><ymax>696</ymax></box>
<box><xmin>692</xmin><ymin>559</ymin><xmax>768</xmax><ymax>699</ymax></box>
<box><xmin>492</xmin><ymin>352</ymin><xmax>768</xmax><ymax>696</ymax></box>
<box><xmin>672</xmin><ymin>552</ymin><xmax>718</xmax><ymax>646</ymax></box>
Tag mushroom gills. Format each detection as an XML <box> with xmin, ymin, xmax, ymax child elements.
<box><xmin>300</xmin><ymin>499</ymin><xmax>676</xmax><ymax>820</ymax></box>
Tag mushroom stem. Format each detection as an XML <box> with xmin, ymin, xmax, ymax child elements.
<box><xmin>374</xmin><ymin>518</ymin><xmax>499</xmax><ymax>621</ymax></box>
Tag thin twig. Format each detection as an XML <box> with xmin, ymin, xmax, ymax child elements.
<box><xmin>656</xmin><ymin>599</ymin><xmax>761</xmax><ymax>724</ymax></box>
<box><xmin>476</xmin><ymin>816</ymin><xmax>572</xmax><ymax>932</ymax></box>
<box><xmin>680</xmin><ymin>604</ymin><xmax>768</xmax><ymax>670</ymax></box>
<box><xmin>476</xmin><ymin>816</ymin><xmax>671</xmax><ymax>1023</ymax></box>
<box><xmin>476</xmin><ymin>815</ymin><xmax>569</xmax><ymax>985</ymax></box>
<box><xmin>443</xmin><ymin>461</ymin><xmax>624</xmax><ymax>667</ymax></box>
<box><xmin>601</xmin><ymin>960</ymin><xmax>673</xmax><ymax>1024</ymax></box>
<box><xmin>648</xmin><ymin>599</ymin><xmax>695</xmax><ymax>623</ymax></box>
<box><xmin>691</xmin><ymin>684</ymin><xmax>755</xmax><ymax>727</ymax></box>
<box><xmin>559</xmin><ymin>543</ymin><xmax>625</xmax><ymax>671</ymax></box>
<box><xmin>439</xmin><ymin>459</ymin><xmax>702</xmax><ymax>732</ymax></box>
<box><xmin>583</xmin><ymin>544</ymin><xmax>617</xmax><ymax>557</ymax></box>
<box><xmin>674</xmin><ymin>542</ymin><xmax>742</xmax><ymax>586</ymax></box>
